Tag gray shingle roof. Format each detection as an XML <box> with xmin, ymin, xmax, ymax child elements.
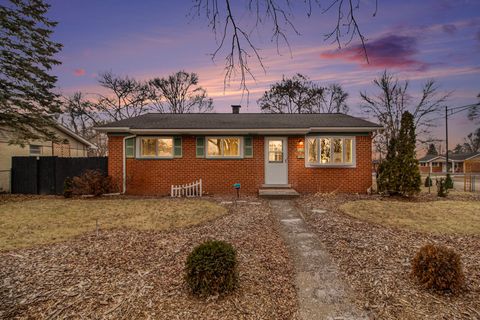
<box><xmin>448</xmin><ymin>153</ymin><xmax>480</xmax><ymax>161</ymax></box>
<box><xmin>418</xmin><ymin>154</ymin><xmax>444</xmax><ymax>162</ymax></box>
<box><xmin>97</xmin><ymin>113</ymin><xmax>381</xmax><ymax>130</ymax></box>
<box><xmin>419</xmin><ymin>153</ymin><xmax>480</xmax><ymax>162</ymax></box>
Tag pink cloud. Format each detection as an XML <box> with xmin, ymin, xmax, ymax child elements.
<box><xmin>73</xmin><ymin>68</ymin><xmax>86</xmax><ymax>76</ymax></box>
<box><xmin>320</xmin><ymin>35</ymin><xmax>430</xmax><ymax>71</ymax></box>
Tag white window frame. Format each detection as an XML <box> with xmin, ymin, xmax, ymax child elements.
<box><xmin>29</xmin><ymin>144</ymin><xmax>42</xmax><ymax>156</ymax></box>
<box><xmin>205</xmin><ymin>136</ymin><xmax>244</xmax><ymax>159</ymax></box>
<box><xmin>136</xmin><ymin>136</ymin><xmax>174</xmax><ymax>159</ymax></box>
<box><xmin>305</xmin><ymin>136</ymin><xmax>356</xmax><ymax>168</ymax></box>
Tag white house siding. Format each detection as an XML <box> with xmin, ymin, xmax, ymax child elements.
<box><xmin>0</xmin><ymin>127</ymin><xmax>89</xmax><ymax>192</ymax></box>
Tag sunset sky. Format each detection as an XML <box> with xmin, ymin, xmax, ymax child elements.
<box><xmin>47</xmin><ymin>0</ymin><xmax>479</xmax><ymax>150</ymax></box>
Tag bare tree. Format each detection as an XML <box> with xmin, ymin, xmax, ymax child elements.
<box><xmin>61</xmin><ymin>71</ymin><xmax>214</xmax><ymax>153</ymax></box>
<box><xmin>149</xmin><ymin>71</ymin><xmax>213</xmax><ymax>113</ymax></box>
<box><xmin>468</xmin><ymin>92</ymin><xmax>480</xmax><ymax>123</ymax></box>
<box><xmin>93</xmin><ymin>72</ymin><xmax>156</xmax><ymax>121</ymax></box>
<box><xmin>463</xmin><ymin>128</ymin><xmax>480</xmax><ymax>153</ymax></box>
<box><xmin>361</xmin><ymin>71</ymin><xmax>450</xmax><ymax>157</ymax></box>
<box><xmin>320</xmin><ymin>84</ymin><xmax>349</xmax><ymax>113</ymax></box>
<box><xmin>258</xmin><ymin>74</ymin><xmax>348</xmax><ymax>113</ymax></box>
<box><xmin>60</xmin><ymin>93</ymin><xmax>108</xmax><ymax>156</ymax></box>
<box><xmin>258</xmin><ymin>74</ymin><xmax>323</xmax><ymax>113</ymax></box>
<box><xmin>192</xmin><ymin>0</ymin><xmax>377</xmax><ymax>92</ymax></box>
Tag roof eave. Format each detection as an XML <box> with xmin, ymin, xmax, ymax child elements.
<box><xmin>95</xmin><ymin>126</ymin><xmax>382</xmax><ymax>135</ymax></box>
<box><xmin>55</xmin><ymin>124</ymin><xmax>96</xmax><ymax>148</ymax></box>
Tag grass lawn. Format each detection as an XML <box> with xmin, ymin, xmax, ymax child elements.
<box><xmin>341</xmin><ymin>199</ymin><xmax>480</xmax><ymax>235</ymax></box>
<box><xmin>0</xmin><ymin>197</ymin><xmax>227</xmax><ymax>251</ymax></box>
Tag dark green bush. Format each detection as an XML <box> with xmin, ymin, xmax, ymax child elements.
<box><xmin>411</xmin><ymin>244</ymin><xmax>464</xmax><ymax>293</ymax></box>
<box><xmin>445</xmin><ymin>174</ymin><xmax>454</xmax><ymax>190</ymax></box>
<box><xmin>424</xmin><ymin>176</ymin><xmax>432</xmax><ymax>188</ymax></box>
<box><xmin>185</xmin><ymin>240</ymin><xmax>237</xmax><ymax>296</ymax></box>
<box><xmin>63</xmin><ymin>177</ymin><xmax>73</xmax><ymax>198</ymax></box>
<box><xmin>437</xmin><ymin>178</ymin><xmax>448</xmax><ymax>197</ymax></box>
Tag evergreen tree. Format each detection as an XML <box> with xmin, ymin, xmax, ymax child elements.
<box><xmin>397</xmin><ymin>111</ymin><xmax>421</xmax><ymax>195</ymax></box>
<box><xmin>445</xmin><ymin>174</ymin><xmax>454</xmax><ymax>190</ymax></box>
<box><xmin>426</xmin><ymin>143</ymin><xmax>438</xmax><ymax>155</ymax></box>
<box><xmin>1</xmin><ymin>0</ymin><xmax>62</xmax><ymax>144</ymax></box>
<box><xmin>377</xmin><ymin>111</ymin><xmax>421</xmax><ymax>196</ymax></box>
<box><xmin>424</xmin><ymin>176</ymin><xmax>432</xmax><ymax>187</ymax></box>
<box><xmin>377</xmin><ymin>136</ymin><xmax>400</xmax><ymax>194</ymax></box>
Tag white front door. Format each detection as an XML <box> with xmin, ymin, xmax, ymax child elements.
<box><xmin>265</xmin><ymin>137</ymin><xmax>288</xmax><ymax>185</ymax></box>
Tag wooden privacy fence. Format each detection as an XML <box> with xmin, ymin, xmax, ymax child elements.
<box><xmin>11</xmin><ymin>156</ymin><xmax>108</xmax><ymax>195</ymax></box>
<box><xmin>171</xmin><ymin>179</ymin><xmax>202</xmax><ymax>197</ymax></box>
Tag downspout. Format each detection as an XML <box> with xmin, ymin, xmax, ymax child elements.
<box><xmin>122</xmin><ymin>135</ymin><xmax>136</xmax><ymax>194</ymax></box>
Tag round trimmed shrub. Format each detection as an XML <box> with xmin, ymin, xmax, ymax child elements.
<box><xmin>411</xmin><ymin>244</ymin><xmax>464</xmax><ymax>293</ymax></box>
<box><xmin>185</xmin><ymin>240</ymin><xmax>237</xmax><ymax>295</ymax></box>
<box><xmin>437</xmin><ymin>178</ymin><xmax>448</xmax><ymax>197</ymax></box>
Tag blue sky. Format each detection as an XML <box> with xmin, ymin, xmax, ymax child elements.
<box><xmin>46</xmin><ymin>0</ymin><xmax>480</xmax><ymax>148</ymax></box>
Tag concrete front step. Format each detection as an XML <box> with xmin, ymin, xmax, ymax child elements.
<box><xmin>258</xmin><ymin>188</ymin><xmax>300</xmax><ymax>198</ymax></box>
<box><xmin>261</xmin><ymin>183</ymin><xmax>292</xmax><ymax>188</ymax></box>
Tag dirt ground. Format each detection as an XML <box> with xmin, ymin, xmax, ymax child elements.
<box><xmin>297</xmin><ymin>193</ymin><xmax>480</xmax><ymax>320</ymax></box>
<box><xmin>0</xmin><ymin>196</ymin><xmax>298</xmax><ymax>319</ymax></box>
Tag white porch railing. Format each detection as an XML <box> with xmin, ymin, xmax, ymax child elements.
<box><xmin>171</xmin><ymin>179</ymin><xmax>202</xmax><ymax>197</ymax></box>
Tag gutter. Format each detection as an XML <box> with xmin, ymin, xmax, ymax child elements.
<box><xmin>122</xmin><ymin>134</ymin><xmax>136</xmax><ymax>194</ymax></box>
<box><xmin>96</xmin><ymin>126</ymin><xmax>383</xmax><ymax>135</ymax></box>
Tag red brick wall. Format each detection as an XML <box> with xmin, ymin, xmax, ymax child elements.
<box><xmin>108</xmin><ymin>136</ymin><xmax>124</xmax><ymax>192</ymax></box>
<box><xmin>287</xmin><ymin>135</ymin><xmax>373</xmax><ymax>193</ymax></box>
<box><xmin>419</xmin><ymin>165</ymin><xmax>442</xmax><ymax>173</ymax></box>
<box><xmin>109</xmin><ymin>135</ymin><xmax>264</xmax><ymax>196</ymax></box>
<box><xmin>465</xmin><ymin>157</ymin><xmax>480</xmax><ymax>173</ymax></box>
<box><xmin>108</xmin><ymin>134</ymin><xmax>373</xmax><ymax>195</ymax></box>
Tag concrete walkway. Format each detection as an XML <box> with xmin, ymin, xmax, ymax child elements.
<box><xmin>269</xmin><ymin>200</ymin><xmax>367</xmax><ymax>320</ymax></box>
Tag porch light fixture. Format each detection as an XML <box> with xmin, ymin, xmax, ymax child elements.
<box><xmin>296</xmin><ymin>139</ymin><xmax>305</xmax><ymax>159</ymax></box>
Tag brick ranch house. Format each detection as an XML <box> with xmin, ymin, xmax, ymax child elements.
<box><xmin>418</xmin><ymin>152</ymin><xmax>480</xmax><ymax>174</ymax></box>
<box><xmin>95</xmin><ymin>106</ymin><xmax>382</xmax><ymax>195</ymax></box>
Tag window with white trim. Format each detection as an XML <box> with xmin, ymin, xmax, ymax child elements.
<box><xmin>306</xmin><ymin>136</ymin><xmax>355</xmax><ymax>166</ymax></box>
<box><xmin>139</xmin><ymin>137</ymin><xmax>173</xmax><ymax>158</ymax></box>
<box><xmin>29</xmin><ymin>144</ymin><xmax>41</xmax><ymax>155</ymax></box>
<box><xmin>206</xmin><ymin>137</ymin><xmax>241</xmax><ymax>158</ymax></box>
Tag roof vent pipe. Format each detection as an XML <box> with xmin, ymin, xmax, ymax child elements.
<box><xmin>231</xmin><ymin>105</ymin><xmax>241</xmax><ymax>114</ymax></box>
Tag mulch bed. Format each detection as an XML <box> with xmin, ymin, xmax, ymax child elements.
<box><xmin>0</xmin><ymin>197</ymin><xmax>298</xmax><ymax>319</ymax></box>
<box><xmin>297</xmin><ymin>193</ymin><xmax>480</xmax><ymax>320</ymax></box>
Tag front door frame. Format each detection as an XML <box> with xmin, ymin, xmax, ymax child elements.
<box><xmin>264</xmin><ymin>136</ymin><xmax>288</xmax><ymax>185</ymax></box>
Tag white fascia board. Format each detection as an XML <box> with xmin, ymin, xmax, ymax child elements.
<box><xmin>55</xmin><ymin>124</ymin><xmax>96</xmax><ymax>148</ymax></box>
<box><xmin>94</xmin><ymin>127</ymin><xmax>131</xmax><ymax>133</ymax></box>
<box><xmin>308</xmin><ymin>127</ymin><xmax>381</xmax><ymax>132</ymax></box>
<box><xmin>422</xmin><ymin>156</ymin><xmax>446</xmax><ymax>162</ymax></box>
<box><xmin>103</xmin><ymin>127</ymin><xmax>380</xmax><ymax>135</ymax></box>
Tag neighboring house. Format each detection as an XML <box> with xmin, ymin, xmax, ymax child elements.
<box><xmin>96</xmin><ymin>106</ymin><xmax>381</xmax><ymax>196</ymax></box>
<box><xmin>0</xmin><ymin>124</ymin><xmax>95</xmax><ymax>192</ymax></box>
<box><xmin>418</xmin><ymin>152</ymin><xmax>480</xmax><ymax>174</ymax></box>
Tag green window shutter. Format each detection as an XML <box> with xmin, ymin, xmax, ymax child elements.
<box><xmin>244</xmin><ymin>136</ymin><xmax>253</xmax><ymax>158</ymax></box>
<box><xmin>196</xmin><ymin>136</ymin><xmax>205</xmax><ymax>158</ymax></box>
<box><xmin>125</xmin><ymin>138</ymin><xmax>135</xmax><ymax>158</ymax></box>
<box><xmin>173</xmin><ymin>136</ymin><xmax>182</xmax><ymax>157</ymax></box>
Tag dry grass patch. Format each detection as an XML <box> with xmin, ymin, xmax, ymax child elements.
<box><xmin>0</xmin><ymin>198</ymin><xmax>226</xmax><ymax>251</ymax></box>
<box><xmin>341</xmin><ymin>200</ymin><xmax>480</xmax><ymax>235</ymax></box>
<box><xmin>0</xmin><ymin>199</ymin><xmax>297</xmax><ymax>319</ymax></box>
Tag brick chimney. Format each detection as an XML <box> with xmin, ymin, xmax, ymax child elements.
<box><xmin>231</xmin><ymin>105</ymin><xmax>241</xmax><ymax>114</ymax></box>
